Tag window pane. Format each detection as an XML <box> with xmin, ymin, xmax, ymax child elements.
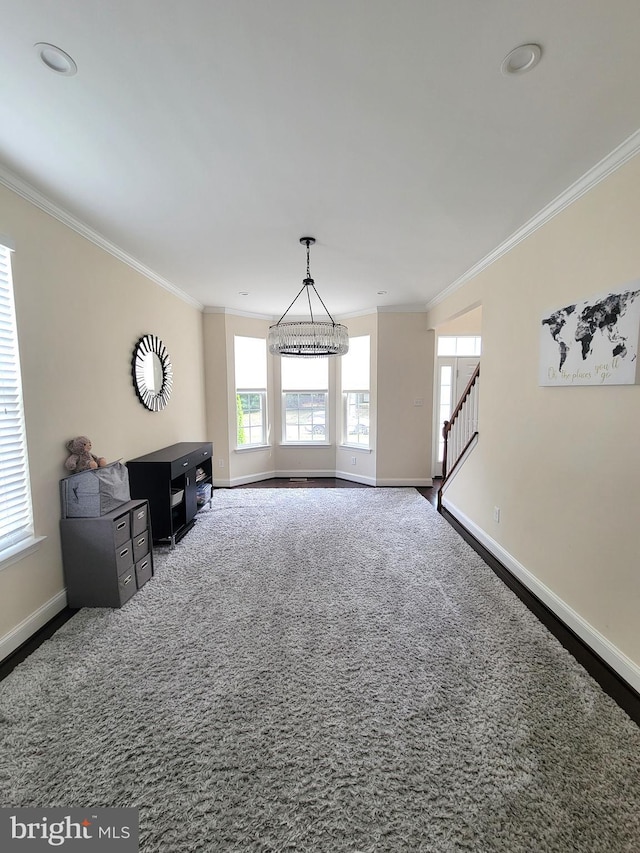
<box><xmin>437</xmin><ymin>336</ymin><xmax>456</xmax><ymax>356</ymax></box>
<box><xmin>437</xmin><ymin>335</ymin><xmax>482</xmax><ymax>356</ymax></box>
<box><xmin>456</xmin><ymin>337</ymin><xmax>480</xmax><ymax>356</ymax></box>
<box><xmin>284</xmin><ymin>392</ymin><xmax>327</xmax><ymax>441</ymax></box>
<box><xmin>236</xmin><ymin>391</ymin><xmax>266</xmax><ymax>446</ymax></box>
<box><xmin>344</xmin><ymin>391</ymin><xmax>370</xmax><ymax>447</ymax></box>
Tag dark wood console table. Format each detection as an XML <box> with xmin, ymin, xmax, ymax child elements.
<box><xmin>127</xmin><ymin>442</ymin><xmax>213</xmax><ymax>546</ymax></box>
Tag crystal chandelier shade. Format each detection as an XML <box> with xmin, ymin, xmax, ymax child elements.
<box><xmin>268</xmin><ymin>238</ymin><xmax>349</xmax><ymax>358</ymax></box>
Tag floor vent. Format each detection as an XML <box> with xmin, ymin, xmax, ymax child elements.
<box><xmin>289</xmin><ymin>478</ymin><xmax>309</xmax><ymax>482</ymax></box>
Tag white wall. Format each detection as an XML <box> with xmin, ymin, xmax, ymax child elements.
<box><xmin>427</xmin><ymin>151</ymin><xmax>640</xmax><ymax>681</ymax></box>
<box><xmin>0</xmin><ymin>183</ymin><xmax>207</xmax><ymax>657</ymax></box>
<box><xmin>436</xmin><ymin>306</ymin><xmax>482</xmax><ymax>337</ymax></box>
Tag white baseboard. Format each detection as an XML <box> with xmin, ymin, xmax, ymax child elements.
<box><xmin>0</xmin><ymin>589</ymin><xmax>68</xmax><ymax>663</ymax></box>
<box><xmin>376</xmin><ymin>477</ymin><xmax>433</xmax><ymax>487</ymax></box>
<box><xmin>334</xmin><ymin>471</ymin><xmax>377</xmax><ymax>486</ymax></box>
<box><xmin>441</xmin><ymin>497</ymin><xmax>640</xmax><ymax>695</ymax></box>
<box><xmin>274</xmin><ymin>469</ymin><xmax>336</xmax><ymax>479</ymax></box>
<box><xmin>221</xmin><ymin>471</ymin><xmax>433</xmax><ymax>489</ymax></box>
<box><xmin>222</xmin><ymin>471</ymin><xmax>276</xmax><ymax>488</ymax></box>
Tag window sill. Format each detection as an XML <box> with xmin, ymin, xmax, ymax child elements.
<box><xmin>340</xmin><ymin>444</ymin><xmax>372</xmax><ymax>453</ymax></box>
<box><xmin>279</xmin><ymin>442</ymin><xmax>332</xmax><ymax>448</ymax></box>
<box><xmin>235</xmin><ymin>444</ymin><xmax>271</xmax><ymax>453</ymax></box>
<box><xmin>0</xmin><ymin>535</ymin><xmax>46</xmax><ymax>572</ymax></box>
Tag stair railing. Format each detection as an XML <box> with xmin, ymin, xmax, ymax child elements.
<box><xmin>439</xmin><ymin>364</ymin><xmax>480</xmax><ymax>508</ymax></box>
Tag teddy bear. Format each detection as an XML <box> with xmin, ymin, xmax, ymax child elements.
<box><xmin>64</xmin><ymin>436</ymin><xmax>107</xmax><ymax>474</ymax></box>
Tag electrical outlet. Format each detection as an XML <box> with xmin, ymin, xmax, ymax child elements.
<box><xmin>493</xmin><ymin>506</ymin><xmax>501</xmax><ymax>523</ymax></box>
<box><xmin>351</xmin><ymin>456</ymin><xmax>357</xmax><ymax>465</ymax></box>
<box><xmin>218</xmin><ymin>459</ymin><xmax>225</xmax><ymax>468</ymax></box>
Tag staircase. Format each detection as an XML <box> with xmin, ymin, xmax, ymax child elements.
<box><xmin>438</xmin><ymin>364</ymin><xmax>480</xmax><ymax>510</ymax></box>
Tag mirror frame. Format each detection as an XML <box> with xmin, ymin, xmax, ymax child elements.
<box><xmin>132</xmin><ymin>334</ymin><xmax>173</xmax><ymax>411</ymax></box>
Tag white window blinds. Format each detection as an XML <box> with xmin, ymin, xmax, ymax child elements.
<box><xmin>234</xmin><ymin>336</ymin><xmax>267</xmax><ymax>388</ymax></box>
<box><xmin>341</xmin><ymin>335</ymin><xmax>370</xmax><ymax>390</ymax></box>
<box><xmin>0</xmin><ymin>241</ymin><xmax>34</xmax><ymax>553</ymax></box>
<box><xmin>281</xmin><ymin>356</ymin><xmax>328</xmax><ymax>390</ymax></box>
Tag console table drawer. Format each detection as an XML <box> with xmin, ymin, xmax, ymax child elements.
<box><xmin>170</xmin><ymin>452</ymin><xmax>196</xmax><ymax>478</ymax></box>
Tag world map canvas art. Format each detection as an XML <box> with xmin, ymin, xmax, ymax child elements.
<box><xmin>539</xmin><ymin>282</ymin><xmax>640</xmax><ymax>386</ymax></box>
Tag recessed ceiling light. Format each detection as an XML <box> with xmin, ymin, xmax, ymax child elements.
<box><xmin>501</xmin><ymin>43</ymin><xmax>542</xmax><ymax>76</ymax></box>
<box><xmin>377</xmin><ymin>290</ymin><xmax>388</xmax><ymax>295</ymax></box>
<box><xmin>34</xmin><ymin>43</ymin><xmax>77</xmax><ymax>76</ymax></box>
<box><xmin>238</xmin><ymin>291</ymin><xmax>249</xmax><ymax>296</ymax></box>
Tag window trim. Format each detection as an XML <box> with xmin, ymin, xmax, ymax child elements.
<box><xmin>0</xmin><ymin>536</ymin><xmax>46</xmax><ymax>573</ymax></box>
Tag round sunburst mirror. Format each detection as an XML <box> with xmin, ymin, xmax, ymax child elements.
<box><xmin>132</xmin><ymin>334</ymin><xmax>173</xmax><ymax>411</ymax></box>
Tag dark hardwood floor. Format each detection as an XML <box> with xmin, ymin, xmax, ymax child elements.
<box><xmin>0</xmin><ymin>606</ymin><xmax>77</xmax><ymax>681</ymax></box>
<box><xmin>234</xmin><ymin>477</ymin><xmax>440</xmax><ymax>508</ymax></box>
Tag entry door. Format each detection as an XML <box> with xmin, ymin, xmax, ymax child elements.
<box><xmin>433</xmin><ymin>357</ymin><xmax>479</xmax><ymax>477</ymax></box>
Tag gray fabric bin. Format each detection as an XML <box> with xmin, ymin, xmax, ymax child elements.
<box><xmin>60</xmin><ymin>461</ymin><xmax>131</xmax><ymax>518</ymax></box>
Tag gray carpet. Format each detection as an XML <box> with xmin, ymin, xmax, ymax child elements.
<box><xmin>1</xmin><ymin>488</ymin><xmax>639</xmax><ymax>852</ymax></box>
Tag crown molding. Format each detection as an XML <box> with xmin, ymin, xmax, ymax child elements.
<box><xmin>335</xmin><ymin>307</ymin><xmax>378</xmax><ymax>320</ymax></box>
<box><xmin>426</xmin><ymin>126</ymin><xmax>640</xmax><ymax>312</ymax></box>
<box><xmin>337</xmin><ymin>303</ymin><xmax>428</xmax><ymax>320</ymax></box>
<box><xmin>0</xmin><ymin>164</ymin><xmax>203</xmax><ymax>311</ymax></box>
<box><xmin>203</xmin><ymin>305</ymin><xmax>273</xmax><ymax>320</ymax></box>
<box><xmin>374</xmin><ymin>302</ymin><xmax>429</xmax><ymax>314</ymax></box>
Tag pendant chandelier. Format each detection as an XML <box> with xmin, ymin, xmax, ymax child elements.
<box><xmin>268</xmin><ymin>237</ymin><xmax>349</xmax><ymax>357</ymax></box>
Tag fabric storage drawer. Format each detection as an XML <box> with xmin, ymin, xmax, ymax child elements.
<box><xmin>131</xmin><ymin>503</ymin><xmax>149</xmax><ymax>536</ymax></box>
<box><xmin>113</xmin><ymin>513</ymin><xmax>131</xmax><ymax>547</ymax></box>
<box><xmin>135</xmin><ymin>554</ymin><xmax>153</xmax><ymax>589</ymax></box>
<box><xmin>132</xmin><ymin>530</ymin><xmax>150</xmax><ymax>563</ymax></box>
<box><xmin>118</xmin><ymin>568</ymin><xmax>136</xmax><ymax>604</ymax></box>
<box><xmin>115</xmin><ymin>540</ymin><xmax>134</xmax><ymax>574</ymax></box>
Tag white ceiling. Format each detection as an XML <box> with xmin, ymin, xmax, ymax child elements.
<box><xmin>1</xmin><ymin>1</ymin><xmax>640</xmax><ymax>317</ymax></box>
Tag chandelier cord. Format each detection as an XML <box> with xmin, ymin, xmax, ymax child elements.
<box><xmin>308</xmin><ymin>281</ymin><xmax>336</xmax><ymax>326</ymax></box>
<box><xmin>306</xmin><ymin>281</ymin><xmax>315</xmax><ymax>323</ymax></box>
<box><xmin>273</xmin><ymin>281</ymin><xmax>309</xmax><ymax>326</ymax></box>
<box><xmin>273</xmin><ymin>238</ymin><xmax>336</xmax><ymax>327</ymax></box>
